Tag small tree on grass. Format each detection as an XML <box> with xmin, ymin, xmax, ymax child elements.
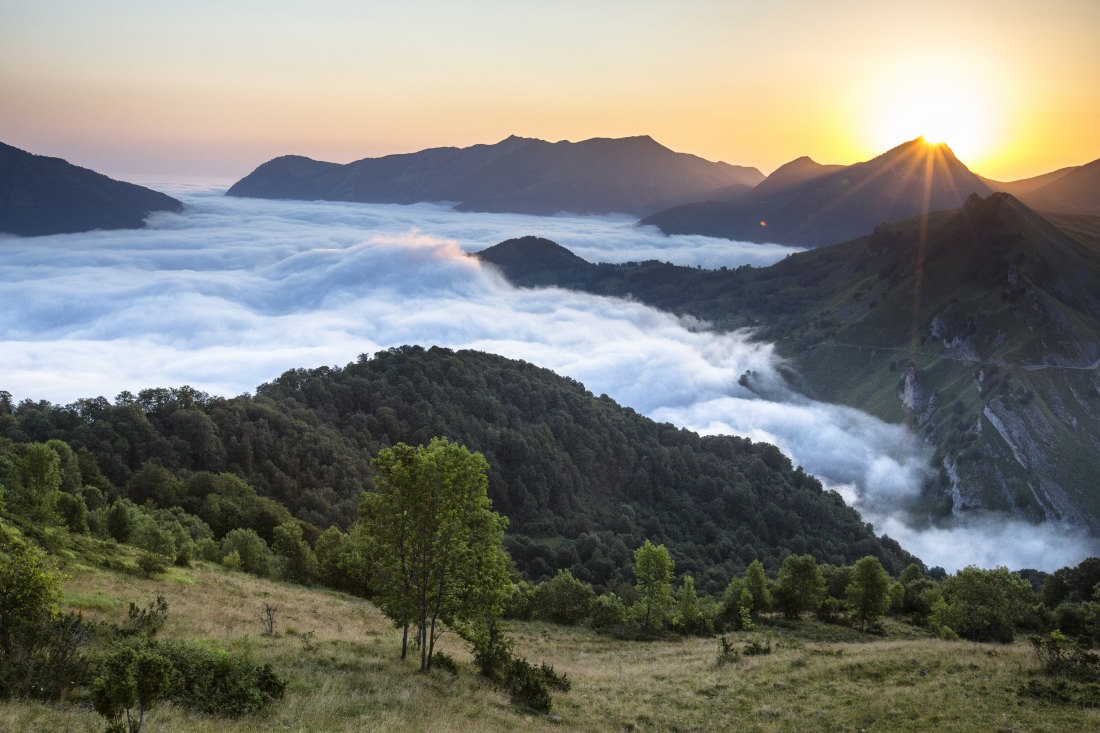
<box><xmin>773</xmin><ymin>553</ymin><xmax>825</xmax><ymax>619</ymax></box>
<box><xmin>846</xmin><ymin>556</ymin><xmax>891</xmax><ymax>631</ymax></box>
<box><xmin>92</xmin><ymin>645</ymin><xmax>172</xmax><ymax>733</ymax></box>
<box><xmin>744</xmin><ymin>559</ymin><xmax>771</xmax><ymax>617</ymax></box>
<box><xmin>632</xmin><ymin>539</ymin><xmax>673</xmax><ymax>631</ymax></box>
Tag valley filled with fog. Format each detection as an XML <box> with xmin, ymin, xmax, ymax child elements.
<box><xmin>1</xmin><ymin>188</ymin><xmax>1092</xmax><ymax>570</ymax></box>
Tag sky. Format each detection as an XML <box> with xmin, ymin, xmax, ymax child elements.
<box><xmin>2</xmin><ymin>0</ymin><xmax>1098</xmax><ymax>183</ymax></box>
<box><xmin>2</xmin><ymin>190</ymin><xmax>1096</xmax><ymax>570</ymax></box>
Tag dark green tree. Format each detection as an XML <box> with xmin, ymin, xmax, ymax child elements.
<box><xmin>773</xmin><ymin>553</ymin><xmax>825</xmax><ymax>619</ymax></box>
<box><xmin>272</xmin><ymin>521</ymin><xmax>317</xmax><ymax>584</ymax></box>
<box><xmin>533</xmin><ymin>569</ymin><xmax>594</xmax><ymax>625</ymax></box>
<box><xmin>932</xmin><ymin>566</ymin><xmax>1034</xmax><ymax>642</ymax></box>
<box><xmin>744</xmin><ymin>559</ymin><xmax>771</xmax><ymax>617</ymax></box>
<box><xmin>846</xmin><ymin>555</ymin><xmax>891</xmax><ymax>630</ymax></box>
<box><xmin>92</xmin><ymin>645</ymin><xmax>172</xmax><ymax>733</ymax></box>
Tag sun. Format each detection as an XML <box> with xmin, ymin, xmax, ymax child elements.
<box><xmin>864</xmin><ymin>58</ymin><xmax>999</xmax><ymax>164</ymax></box>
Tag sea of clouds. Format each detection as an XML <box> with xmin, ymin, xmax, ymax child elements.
<box><xmin>1</xmin><ymin>188</ymin><xmax>1094</xmax><ymax>570</ymax></box>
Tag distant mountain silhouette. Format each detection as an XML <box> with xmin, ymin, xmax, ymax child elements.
<box><xmin>641</xmin><ymin>138</ymin><xmax>993</xmax><ymax>247</ymax></box>
<box><xmin>980</xmin><ymin>166</ymin><xmax>1077</xmax><ymax>197</ymax></box>
<box><xmin>227</xmin><ymin>135</ymin><xmax>763</xmax><ymax>216</ymax></box>
<box><xmin>0</xmin><ymin>141</ymin><xmax>182</xmax><ymax>236</ymax></box>
<box><xmin>748</xmin><ymin>156</ymin><xmax>844</xmax><ymax>199</ymax></box>
<box><xmin>1019</xmin><ymin>157</ymin><xmax>1100</xmax><ymax>215</ymax></box>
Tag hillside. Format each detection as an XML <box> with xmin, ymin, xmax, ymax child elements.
<box><xmin>478</xmin><ymin>193</ymin><xmax>1100</xmax><ymax>538</ymax></box>
<box><xmin>0</xmin><ymin>346</ymin><xmax>913</xmax><ymax>592</ymax></box>
<box><xmin>1020</xmin><ymin>157</ymin><xmax>1100</xmax><ymax>215</ymax></box>
<box><xmin>3</xmin><ymin>539</ymin><xmax>1093</xmax><ymax>732</ymax></box>
<box><xmin>640</xmin><ymin>138</ymin><xmax>991</xmax><ymax>247</ymax></box>
<box><xmin>0</xmin><ymin>141</ymin><xmax>182</xmax><ymax>236</ymax></box>
<box><xmin>226</xmin><ymin>135</ymin><xmax>763</xmax><ymax>216</ymax></box>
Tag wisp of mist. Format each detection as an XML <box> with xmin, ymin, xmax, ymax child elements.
<box><xmin>1</xmin><ymin>188</ymin><xmax>1093</xmax><ymax>571</ymax></box>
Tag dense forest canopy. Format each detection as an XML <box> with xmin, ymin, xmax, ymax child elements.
<box><xmin>0</xmin><ymin>346</ymin><xmax>914</xmax><ymax>593</ymax></box>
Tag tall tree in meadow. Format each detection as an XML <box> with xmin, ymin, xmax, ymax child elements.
<box><xmin>846</xmin><ymin>555</ymin><xmax>891</xmax><ymax>631</ymax></box>
<box><xmin>633</xmin><ymin>539</ymin><xmax>674</xmax><ymax>631</ymax></box>
<box><xmin>773</xmin><ymin>553</ymin><xmax>825</xmax><ymax>619</ymax></box>
<box><xmin>362</xmin><ymin>438</ymin><xmax>510</xmax><ymax>671</ymax></box>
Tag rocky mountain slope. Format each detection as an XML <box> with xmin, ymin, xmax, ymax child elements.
<box><xmin>479</xmin><ymin>193</ymin><xmax>1100</xmax><ymax>538</ymax></box>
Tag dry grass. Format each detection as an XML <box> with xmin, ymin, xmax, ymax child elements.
<box><xmin>3</xmin><ymin>551</ymin><xmax>1097</xmax><ymax>732</ymax></box>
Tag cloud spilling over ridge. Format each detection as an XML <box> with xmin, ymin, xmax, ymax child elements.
<box><xmin>2</xmin><ymin>189</ymin><xmax>1094</xmax><ymax>571</ymax></box>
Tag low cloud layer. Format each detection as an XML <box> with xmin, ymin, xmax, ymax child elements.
<box><xmin>2</xmin><ymin>189</ymin><xmax>1094</xmax><ymax>570</ymax></box>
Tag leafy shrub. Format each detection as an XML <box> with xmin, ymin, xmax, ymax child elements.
<box><xmin>589</xmin><ymin>593</ymin><xmax>626</xmax><ymax>631</ymax></box>
<box><xmin>220</xmin><ymin>528</ymin><xmax>273</xmax><ymax>577</ymax></box>
<box><xmin>1029</xmin><ymin>630</ymin><xmax>1100</xmax><ymax>681</ymax></box>
<box><xmin>137</xmin><ymin>551</ymin><xmax>170</xmax><ymax>577</ymax></box>
<box><xmin>933</xmin><ymin>566</ymin><xmax>1033</xmax><ymax>642</ymax></box>
<box><xmin>156</xmin><ymin>640</ymin><xmax>286</xmax><ymax>716</ymax></box>
<box><xmin>743</xmin><ymin>633</ymin><xmax>772</xmax><ymax>656</ymax></box>
<box><xmin>0</xmin><ymin>533</ymin><xmax>92</xmax><ymax>700</ymax></box>
<box><xmin>92</xmin><ymin>643</ymin><xmax>172</xmax><ymax>733</ymax></box>
<box><xmin>431</xmin><ymin>651</ymin><xmax>459</xmax><ymax>675</ymax></box>
<box><xmin>533</xmin><ymin>569</ymin><xmax>594</xmax><ymax>625</ymax></box>
<box><xmin>716</xmin><ymin>635</ymin><xmax>740</xmax><ymax>666</ymax></box>
<box><xmin>222</xmin><ymin>550</ymin><xmax>241</xmax><ymax>571</ymax></box>
<box><xmin>470</xmin><ymin>621</ymin><xmax>568</xmax><ymax>713</ymax></box>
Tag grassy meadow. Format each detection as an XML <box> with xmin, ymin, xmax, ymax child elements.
<box><xmin>2</xmin><ymin>540</ymin><xmax>1096</xmax><ymax>732</ymax></box>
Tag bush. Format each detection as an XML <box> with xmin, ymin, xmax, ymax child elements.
<box><xmin>589</xmin><ymin>593</ymin><xmax>627</xmax><ymax>631</ymax></box>
<box><xmin>470</xmin><ymin>621</ymin><xmax>568</xmax><ymax>713</ymax></box>
<box><xmin>156</xmin><ymin>641</ymin><xmax>286</xmax><ymax>716</ymax></box>
<box><xmin>221</xmin><ymin>550</ymin><xmax>241</xmax><ymax>571</ymax></box>
<box><xmin>1029</xmin><ymin>630</ymin><xmax>1100</xmax><ymax>681</ymax></box>
<box><xmin>716</xmin><ymin>635</ymin><xmax>740</xmax><ymax>666</ymax></box>
<box><xmin>220</xmin><ymin>529</ymin><xmax>273</xmax><ymax>577</ymax></box>
<box><xmin>431</xmin><ymin>651</ymin><xmax>459</xmax><ymax>675</ymax></box>
<box><xmin>137</xmin><ymin>551</ymin><xmax>170</xmax><ymax>577</ymax></box>
<box><xmin>933</xmin><ymin>566</ymin><xmax>1033</xmax><ymax>643</ymax></box>
<box><xmin>533</xmin><ymin>569</ymin><xmax>594</xmax><ymax>625</ymax></box>
<box><xmin>743</xmin><ymin>632</ymin><xmax>772</xmax><ymax>656</ymax></box>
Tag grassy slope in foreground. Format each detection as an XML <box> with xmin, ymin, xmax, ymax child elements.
<box><xmin>2</xmin><ymin>538</ymin><xmax>1095</xmax><ymax>732</ymax></box>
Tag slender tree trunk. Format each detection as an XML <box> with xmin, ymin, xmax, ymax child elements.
<box><xmin>400</xmin><ymin>621</ymin><xmax>409</xmax><ymax>660</ymax></box>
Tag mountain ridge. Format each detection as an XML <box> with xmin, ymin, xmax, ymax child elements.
<box><xmin>640</xmin><ymin>138</ymin><xmax>993</xmax><ymax>247</ymax></box>
<box><xmin>226</xmin><ymin>135</ymin><xmax>763</xmax><ymax>216</ymax></box>
<box><xmin>0</xmin><ymin>141</ymin><xmax>183</xmax><ymax>236</ymax></box>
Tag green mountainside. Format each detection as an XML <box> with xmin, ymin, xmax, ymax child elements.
<box><xmin>0</xmin><ymin>347</ymin><xmax>914</xmax><ymax>594</ymax></box>
<box><xmin>478</xmin><ymin>193</ymin><xmax>1100</xmax><ymax>537</ymax></box>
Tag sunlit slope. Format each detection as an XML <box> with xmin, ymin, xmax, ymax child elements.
<box><xmin>480</xmin><ymin>193</ymin><xmax>1100</xmax><ymax>533</ymax></box>
<box><xmin>641</xmin><ymin>139</ymin><xmax>991</xmax><ymax>247</ymax></box>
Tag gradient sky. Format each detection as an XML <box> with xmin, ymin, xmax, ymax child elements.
<box><xmin>2</xmin><ymin>0</ymin><xmax>1098</xmax><ymax>183</ymax></box>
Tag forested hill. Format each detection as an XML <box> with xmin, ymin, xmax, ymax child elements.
<box><xmin>478</xmin><ymin>193</ymin><xmax>1100</xmax><ymax>536</ymax></box>
<box><xmin>0</xmin><ymin>347</ymin><xmax>914</xmax><ymax>593</ymax></box>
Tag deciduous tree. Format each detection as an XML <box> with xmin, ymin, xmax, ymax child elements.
<box><xmin>361</xmin><ymin>438</ymin><xmax>510</xmax><ymax>671</ymax></box>
<box><xmin>632</xmin><ymin>539</ymin><xmax>673</xmax><ymax>631</ymax></box>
